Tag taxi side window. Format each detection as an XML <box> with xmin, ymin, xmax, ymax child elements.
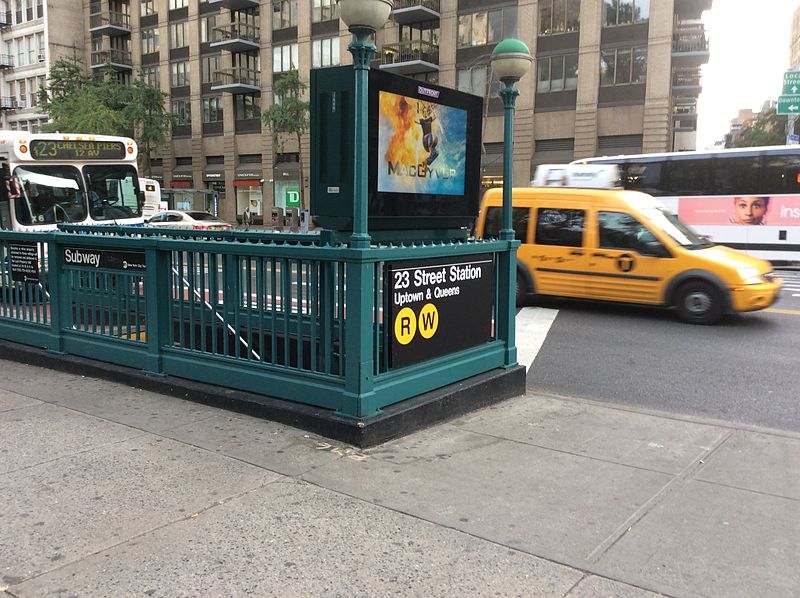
<box><xmin>483</xmin><ymin>206</ymin><xmax>530</xmax><ymax>242</ymax></box>
<box><xmin>535</xmin><ymin>208</ymin><xmax>585</xmax><ymax>247</ymax></box>
<box><xmin>598</xmin><ymin>211</ymin><xmax>666</xmax><ymax>256</ymax></box>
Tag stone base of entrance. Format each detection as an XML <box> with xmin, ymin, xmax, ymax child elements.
<box><xmin>0</xmin><ymin>340</ymin><xmax>526</xmax><ymax>448</ymax></box>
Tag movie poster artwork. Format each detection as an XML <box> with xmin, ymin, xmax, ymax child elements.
<box><xmin>377</xmin><ymin>90</ymin><xmax>468</xmax><ymax>196</ymax></box>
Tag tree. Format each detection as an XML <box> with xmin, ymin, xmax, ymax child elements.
<box><xmin>730</xmin><ymin>108</ymin><xmax>798</xmax><ymax>147</ymax></box>
<box><xmin>38</xmin><ymin>56</ymin><xmax>172</xmax><ymax>175</ymax></box>
<box><xmin>262</xmin><ymin>70</ymin><xmax>310</xmax><ymax>210</ymax></box>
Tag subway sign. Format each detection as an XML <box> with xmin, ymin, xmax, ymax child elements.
<box><xmin>386</xmin><ymin>254</ymin><xmax>494</xmax><ymax>368</ymax></box>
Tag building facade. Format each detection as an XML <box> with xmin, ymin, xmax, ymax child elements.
<box><xmin>76</xmin><ymin>0</ymin><xmax>710</xmax><ymax>224</ymax></box>
<box><xmin>0</xmin><ymin>0</ymin><xmax>85</xmax><ymax>133</ymax></box>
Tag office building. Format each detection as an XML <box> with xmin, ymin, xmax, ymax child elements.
<box><xmin>75</xmin><ymin>0</ymin><xmax>710</xmax><ymax>224</ymax></box>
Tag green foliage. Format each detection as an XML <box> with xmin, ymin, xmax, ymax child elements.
<box><xmin>262</xmin><ymin>70</ymin><xmax>310</xmax><ymax>208</ymax></box>
<box><xmin>730</xmin><ymin>108</ymin><xmax>797</xmax><ymax>148</ymax></box>
<box><xmin>38</xmin><ymin>57</ymin><xmax>172</xmax><ymax>174</ymax></box>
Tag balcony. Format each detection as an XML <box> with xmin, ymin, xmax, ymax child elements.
<box><xmin>671</xmin><ymin>67</ymin><xmax>702</xmax><ymax>96</ymax></box>
<box><xmin>210</xmin><ymin>23</ymin><xmax>260</xmax><ymax>53</ymax></box>
<box><xmin>89</xmin><ymin>11</ymin><xmax>132</xmax><ymax>36</ymax></box>
<box><xmin>208</xmin><ymin>0</ymin><xmax>259</xmax><ymax>10</ymax></box>
<box><xmin>0</xmin><ymin>53</ymin><xmax>13</xmax><ymax>69</ymax></box>
<box><xmin>672</xmin><ymin>22</ymin><xmax>710</xmax><ymax>67</ymax></box>
<box><xmin>377</xmin><ymin>40</ymin><xmax>439</xmax><ymax>75</ymax></box>
<box><xmin>673</xmin><ymin>102</ymin><xmax>698</xmax><ymax>131</ymax></box>
<box><xmin>90</xmin><ymin>49</ymin><xmax>133</xmax><ymax>71</ymax></box>
<box><xmin>0</xmin><ymin>10</ymin><xmax>10</xmax><ymax>28</ymax></box>
<box><xmin>210</xmin><ymin>67</ymin><xmax>260</xmax><ymax>94</ymax></box>
<box><xmin>674</xmin><ymin>0</ymin><xmax>712</xmax><ymax>21</ymax></box>
<box><xmin>392</xmin><ymin>0</ymin><xmax>440</xmax><ymax>26</ymax></box>
<box><xmin>0</xmin><ymin>97</ymin><xmax>18</xmax><ymax>110</ymax></box>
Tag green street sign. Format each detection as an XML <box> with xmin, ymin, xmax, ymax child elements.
<box><xmin>783</xmin><ymin>71</ymin><xmax>800</xmax><ymax>95</ymax></box>
<box><xmin>778</xmin><ymin>94</ymin><xmax>800</xmax><ymax>115</ymax></box>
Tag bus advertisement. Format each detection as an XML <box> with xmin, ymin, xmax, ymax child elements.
<box><xmin>0</xmin><ymin>132</ymin><xmax>144</xmax><ymax>231</ymax></box>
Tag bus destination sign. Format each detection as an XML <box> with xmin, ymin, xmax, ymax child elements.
<box><xmin>29</xmin><ymin>140</ymin><xmax>126</xmax><ymax>161</ymax></box>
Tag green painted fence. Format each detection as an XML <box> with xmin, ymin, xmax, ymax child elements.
<box><xmin>0</xmin><ymin>226</ymin><xmax>515</xmax><ymax>418</ymax></box>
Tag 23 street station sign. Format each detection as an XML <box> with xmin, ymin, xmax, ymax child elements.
<box><xmin>386</xmin><ymin>254</ymin><xmax>493</xmax><ymax>368</ymax></box>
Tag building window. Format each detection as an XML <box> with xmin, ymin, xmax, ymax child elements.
<box><xmin>200</xmin><ymin>15</ymin><xmax>216</xmax><ymax>43</ymax></box>
<box><xmin>201</xmin><ymin>54</ymin><xmax>219</xmax><ymax>84</ymax></box>
<box><xmin>141</xmin><ymin>65</ymin><xmax>160</xmax><ymax>89</ymax></box>
<box><xmin>537</xmin><ymin>54</ymin><xmax>578</xmax><ymax>92</ymax></box>
<box><xmin>600</xmin><ymin>47</ymin><xmax>647</xmax><ymax>86</ymax></box>
<box><xmin>273</xmin><ymin>43</ymin><xmax>298</xmax><ymax>72</ymax></box>
<box><xmin>141</xmin><ymin>27</ymin><xmax>159</xmax><ymax>54</ymax></box>
<box><xmin>539</xmin><ymin>0</ymin><xmax>580</xmax><ymax>35</ymax></box>
<box><xmin>169</xmin><ymin>21</ymin><xmax>187</xmax><ymax>49</ymax></box>
<box><xmin>172</xmin><ymin>98</ymin><xmax>191</xmax><ymax>125</ymax></box>
<box><xmin>202</xmin><ymin>96</ymin><xmax>223</xmax><ymax>123</ymax></box>
<box><xmin>234</xmin><ymin>94</ymin><xmax>260</xmax><ymax>120</ymax></box>
<box><xmin>169</xmin><ymin>0</ymin><xmax>188</xmax><ymax>9</ymax></box>
<box><xmin>140</xmin><ymin>0</ymin><xmax>154</xmax><ymax>16</ymax></box>
<box><xmin>604</xmin><ymin>0</ymin><xmax>649</xmax><ymax>26</ymax></box>
<box><xmin>272</xmin><ymin>0</ymin><xmax>297</xmax><ymax>30</ymax></box>
<box><xmin>170</xmin><ymin>60</ymin><xmax>190</xmax><ymax>87</ymax></box>
<box><xmin>312</xmin><ymin>0</ymin><xmax>337</xmax><ymax>23</ymax></box>
<box><xmin>312</xmin><ymin>37</ymin><xmax>340</xmax><ymax>68</ymax></box>
<box><xmin>457</xmin><ymin>7</ymin><xmax>517</xmax><ymax>48</ymax></box>
<box><xmin>456</xmin><ymin>65</ymin><xmax>488</xmax><ymax>97</ymax></box>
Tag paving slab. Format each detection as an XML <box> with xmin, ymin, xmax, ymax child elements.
<box><xmin>163</xmin><ymin>411</ymin><xmax>362</xmax><ymax>477</ymax></box>
<box><xmin>453</xmin><ymin>395</ymin><xmax>728</xmax><ymax>475</ymax></box>
<box><xmin>306</xmin><ymin>426</ymin><xmax>673</xmax><ymax>565</ymax></box>
<box><xmin>0</xmin><ymin>388</ymin><xmax>42</xmax><ymax>412</ymax></box>
<box><xmin>0</xmin><ymin>365</ymin><xmax>225</xmax><ymax>434</ymax></box>
<box><xmin>595</xmin><ymin>479</ymin><xmax>800</xmax><ymax>598</ymax></box>
<box><xmin>0</xmin><ymin>402</ymin><xmax>142</xmax><ymax>475</ymax></box>
<box><xmin>12</xmin><ymin>480</ymin><xmax>583</xmax><ymax>598</ymax></box>
<box><xmin>565</xmin><ymin>575</ymin><xmax>666</xmax><ymax>597</ymax></box>
<box><xmin>0</xmin><ymin>435</ymin><xmax>279</xmax><ymax>585</ymax></box>
<box><xmin>697</xmin><ymin>430</ymin><xmax>800</xmax><ymax>500</ymax></box>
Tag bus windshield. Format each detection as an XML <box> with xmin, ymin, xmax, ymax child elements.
<box><xmin>641</xmin><ymin>207</ymin><xmax>713</xmax><ymax>249</ymax></box>
<box><xmin>84</xmin><ymin>165</ymin><xmax>142</xmax><ymax>221</ymax></box>
<box><xmin>13</xmin><ymin>165</ymin><xmax>88</xmax><ymax>225</ymax></box>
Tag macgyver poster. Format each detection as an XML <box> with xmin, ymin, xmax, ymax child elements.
<box><xmin>377</xmin><ymin>90</ymin><xmax>468</xmax><ymax>196</ymax></box>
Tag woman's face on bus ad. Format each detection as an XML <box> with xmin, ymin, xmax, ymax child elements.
<box><xmin>732</xmin><ymin>196</ymin><xmax>768</xmax><ymax>225</ymax></box>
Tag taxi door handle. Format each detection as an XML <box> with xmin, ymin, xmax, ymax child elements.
<box><xmin>592</xmin><ymin>252</ymin><xmax>611</xmax><ymax>258</ymax></box>
<box><xmin>569</xmin><ymin>250</ymin><xmax>583</xmax><ymax>256</ymax></box>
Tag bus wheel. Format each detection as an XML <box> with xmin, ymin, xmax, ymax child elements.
<box><xmin>516</xmin><ymin>272</ymin><xmax>529</xmax><ymax>307</ymax></box>
<box><xmin>676</xmin><ymin>281</ymin><xmax>722</xmax><ymax>325</ymax></box>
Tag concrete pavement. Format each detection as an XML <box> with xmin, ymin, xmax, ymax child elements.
<box><xmin>1</xmin><ymin>358</ymin><xmax>799</xmax><ymax>598</ymax></box>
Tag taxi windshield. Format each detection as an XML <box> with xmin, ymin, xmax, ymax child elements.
<box><xmin>640</xmin><ymin>207</ymin><xmax>713</xmax><ymax>249</ymax></box>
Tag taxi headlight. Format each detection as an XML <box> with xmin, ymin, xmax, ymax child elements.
<box><xmin>737</xmin><ymin>266</ymin><xmax>763</xmax><ymax>285</ymax></box>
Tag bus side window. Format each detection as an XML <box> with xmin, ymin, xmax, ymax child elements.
<box><xmin>664</xmin><ymin>159</ymin><xmax>710</xmax><ymax>196</ymax></box>
<box><xmin>712</xmin><ymin>155</ymin><xmax>760</xmax><ymax>196</ymax></box>
<box><xmin>762</xmin><ymin>155</ymin><xmax>800</xmax><ymax>194</ymax></box>
<box><xmin>622</xmin><ymin>161</ymin><xmax>668</xmax><ymax>196</ymax></box>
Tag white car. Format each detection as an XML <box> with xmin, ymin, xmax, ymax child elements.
<box><xmin>146</xmin><ymin>210</ymin><xmax>232</xmax><ymax>231</ymax></box>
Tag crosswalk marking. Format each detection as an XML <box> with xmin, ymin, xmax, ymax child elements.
<box><xmin>515</xmin><ymin>307</ymin><xmax>558</xmax><ymax>371</ymax></box>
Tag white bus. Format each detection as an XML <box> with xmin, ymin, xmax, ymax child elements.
<box><xmin>139</xmin><ymin>176</ymin><xmax>166</xmax><ymax>220</ymax></box>
<box><xmin>573</xmin><ymin>146</ymin><xmax>800</xmax><ymax>261</ymax></box>
<box><xmin>0</xmin><ymin>131</ymin><xmax>144</xmax><ymax>231</ymax></box>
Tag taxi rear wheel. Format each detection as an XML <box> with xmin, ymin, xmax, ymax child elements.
<box><xmin>675</xmin><ymin>281</ymin><xmax>722</xmax><ymax>325</ymax></box>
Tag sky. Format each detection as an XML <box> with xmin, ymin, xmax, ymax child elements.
<box><xmin>696</xmin><ymin>0</ymin><xmax>799</xmax><ymax>148</ymax></box>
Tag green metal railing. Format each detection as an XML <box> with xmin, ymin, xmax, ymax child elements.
<box><xmin>0</xmin><ymin>228</ymin><xmax>512</xmax><ymax>418</ymax></box>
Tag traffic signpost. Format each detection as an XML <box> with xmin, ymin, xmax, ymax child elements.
<box><xmin>777</xmin><ymin>94</ymin><xmax>800</xmax><ymax>115</ymax></box>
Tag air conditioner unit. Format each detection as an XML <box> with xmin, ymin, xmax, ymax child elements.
<box><xmin>37</xmin><ymin>54</ymin><xmax>44</xmax><ymax>62</ymax></box>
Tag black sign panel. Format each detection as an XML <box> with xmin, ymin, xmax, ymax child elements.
<box><xmin>387</xmin><ymin>254</ymin><xmax>494</xmax><ymax>368</ymax></box>
<box><xmin>8</xmin><ymin>241</ymin><xmax>40</xmax><ymax>283</ymax></box>
<box><xmin>29</xmin><ymin>140</ymin><xmax>126</xmax><ymax>161</ymax></box>
<box><xmin>63</xmin><ymin>247</ymin><xmax>146</xmax><ymax>271</ymax></box>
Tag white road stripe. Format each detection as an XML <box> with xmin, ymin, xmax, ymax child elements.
<box><xmin>515</xmin><ymin>307</ymin><xmax>558</xmax><ymax>372</ymax></box>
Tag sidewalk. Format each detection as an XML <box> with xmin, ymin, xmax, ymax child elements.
<box><xmin>1</xmin><ymin>358</ymin><xmax>798</xmax><ymax>598</ymax></box>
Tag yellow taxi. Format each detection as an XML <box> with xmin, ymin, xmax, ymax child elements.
<box><xmin>475</xmin><ymin>187</ymin><xmax>781</xmax><ymax>324</ymax></box>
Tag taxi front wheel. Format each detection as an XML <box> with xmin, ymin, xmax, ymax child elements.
<box><xmin>675</xmin><ymin>280</ymin><xmax>722</xmax><ymax>325</ymax></box>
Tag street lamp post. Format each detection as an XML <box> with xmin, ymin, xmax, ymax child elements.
<box><xmin>337</xmin><ymin>0</ymin><xmax>392</xmax><ymax>416</ymax></box>
<box><xmin>491</xmin><ymin>39</ymin><xmax>532</xmax><ymax>367</ymax></box>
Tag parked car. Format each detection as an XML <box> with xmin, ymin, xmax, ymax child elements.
<box><xmin>146</xmin><ymin>210</ymin><xmax>232</xmax><ymax>231</ymax></box>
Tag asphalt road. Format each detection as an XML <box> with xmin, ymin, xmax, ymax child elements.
<box><xmin>527</xmin><ymin>269</ymin><xmax>800</xmax><ymax>432</ymax></box>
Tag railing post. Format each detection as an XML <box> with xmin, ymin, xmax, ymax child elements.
<box><xmin>46</xmin><ymin>234</ymin><xmax>66</xmax><ymax>354</ymax></box>
<box><xmin>143</xmin><ymin>244</ymin><xmax>170</xmax><ymax>376</ymax></box>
